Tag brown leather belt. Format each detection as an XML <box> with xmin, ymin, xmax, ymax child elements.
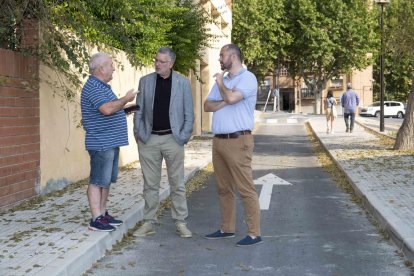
<box><xmin>214</xmin><ymin>130</ymin><xmax>251</xmax><ymax>139</ymax></box>
<box><xmin>151</xmin><ymin>129</ymin><xmax>172</xmax><ymax>135</ymax></box>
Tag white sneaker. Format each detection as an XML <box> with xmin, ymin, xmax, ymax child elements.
<box><xmin>133</xmin><ymin>222</ymin><xmax>155</xmax><ymax>237</ymax></box>
<box><xmin>176</xmin><ymin>222</ymin><xmax>192</xmax><ymax>238</ymax></box>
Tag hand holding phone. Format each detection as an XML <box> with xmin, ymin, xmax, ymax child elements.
<box><xmin>124</xmin><ymin>104</ymin><xmax>140</xmax><ymax>114</ymax></box>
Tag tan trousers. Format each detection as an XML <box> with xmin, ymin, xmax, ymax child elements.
<box><xmin>212</xmin><ymin>134</ymin><xmax>261</xmax><ymax>236</ymax></box>
<box><xmin>138</xmin><ymin>134</ymin><xmax>188</xmax><ymax>223</ymax></box>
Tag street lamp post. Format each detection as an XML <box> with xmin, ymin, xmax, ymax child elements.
<box><xmin>375</xmin><ymin>0</ymin><xmax>390</xmax><ymax>132</ymax></box>
<box><xmin>274</xmin><ymin>59</ymin><xmax>280</xmax><ymax>112</ymax></box>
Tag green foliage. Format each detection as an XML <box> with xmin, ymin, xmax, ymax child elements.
<box><xmin>283</xmin><ymin>0</ymin><xmax>376</xmax><ymax>94</ymax></box>
<box><xmin>165</xmin><ymin>0</ymin><xmax>212</xmax><ymax>73</ymax></box>
<box><xmin>374</xmin><ymin>50</ymin><xmax>413</xmax><ymax>102</ymax></box>
<box><xmin>233</xmin><ymin>0</ymin><xmax>377</xmax><ymax>96</ymax></box>
<box><xmin>373</xmin><ymin>0</ymin><xmax>414</xmax><ymax>102</ymax></box>
<box><xmin>385</xmin><ymin>0</ymin><xmax>414</xmax><ymax>60</ymax></box>
<box><xmin>0</xmin><ymin>0</ymin><xmax>211</xmax><ymax>100</ymax></box>
<box><xmin>387</xmin><ymin>0</ymin><xmax>414</xmax><ymax>150</ymax></box>
<box><xmin>233</xmin><ymin>0</ymin><xmax>290</xmax><ymax>81</ymax></box>
<box><xmin>49</xmin><ymin>0</ymin><xmax>172</xmax><ymax>67</ymax></box>
<box><xmin>0</xmin><ymin>0</ymin><xmax>43</xmax><ymax>49</ymax></box>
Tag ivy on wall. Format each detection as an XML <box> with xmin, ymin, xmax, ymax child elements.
<box><xmin>0</xmin><ymin>0</ymin><xmax>212</xmax><ymax>100</ymax></box>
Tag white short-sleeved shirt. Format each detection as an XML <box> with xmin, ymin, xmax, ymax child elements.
<box><xmin>206</xmin><ymin>68</ymin><xmax>258</xmax><ymax>134</ymax></box>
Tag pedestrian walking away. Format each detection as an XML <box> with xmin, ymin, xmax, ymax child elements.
<box><xmin>203</xmin><ymin>43</ymin><xmax>262</xmax><ymax>247</ymax></box>
<box><xmin>341</xmin><ymin>83</ymin><xmax>360</xmax><ymax>133</ymax></box>
<box><xmin>133</xmin><ymin>47</ymin><xmax>194</xmax><ymax>238</ymax></box>
<box><xmin>272</xmin><ymin>88</ymin><xmax>280</xmax><ymax>111</ymax></box>
<box><xmin>325</xmin><ymin>90</ymin><xmax>337</xmax><ymax>134</ymax></box>
<box><xmin>81</xmin><ymin>52</ymin><xmax>137</xmax><ymax>232</ymax></box>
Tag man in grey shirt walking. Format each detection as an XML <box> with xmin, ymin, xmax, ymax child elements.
<box><xmin>341</xmin><ymin>83</ymin><xmax>360</xmax><ymax>133</ymax></box>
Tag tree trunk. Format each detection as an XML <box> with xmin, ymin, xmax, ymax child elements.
<box><xmin>394</xmin><ymin>78</ymin><xmax>414</xmax><ymax>150</ymax></box>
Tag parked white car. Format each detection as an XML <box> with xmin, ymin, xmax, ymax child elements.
<box><xmin>359</xmin><ymin>101</ymin><xmax>405</xmax><ymax>119</ymax></box>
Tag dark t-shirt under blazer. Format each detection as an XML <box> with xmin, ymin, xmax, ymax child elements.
<box><xmin>153</xmin><ymin>74</ymin><xmax>172</xmax><ymax>131</ymax></box>
<box><xmin>133</xmin><ymin>71</ymin><xmax>195</xmax><ymax>146</ymax></box>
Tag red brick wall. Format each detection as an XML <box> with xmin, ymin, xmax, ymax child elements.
<box><xmin>0</xmin><ymin>48</ymin><xmax>40</xmax><ymax>208</ymax></box>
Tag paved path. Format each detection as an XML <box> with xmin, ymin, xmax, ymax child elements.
<box><xmin>90</xmin><ymin>115</ymin><xmax>410</xmax><ymax>275</ymax></box>
<box><xmin>0</xmin><ymin>139</ymin><xmax>212</xmax><ymax>276</ymax></box>
<box><xmin>357</xmin><ymin>116</ymin><xmax>403</xmax><ymax>135</ymax></box>
<box><xmin>1</xmin><ymin>113</ymin><xmax>413</xmax><ymax>275</ymax></box>
<box><xmin>308</xmin><ymin>115</ymin><xmax>414</xmax><ymax>261</ymax></box>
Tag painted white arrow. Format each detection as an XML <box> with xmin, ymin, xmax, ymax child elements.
<box><xmin>254</xmin><ymin>173</ymin><xmax>292</xmax><ymax>210</ymax></box>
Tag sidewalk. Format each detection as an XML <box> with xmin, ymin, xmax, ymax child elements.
<box><xmin>2</xmin><ymin>114</ymin><xmax>413</xmax><ymax>275</ymax></box>
<box><xmin>307</xmin><ymin>115</ymin><xmax>414</xmax><ymax>261</ymax></box>
<box><xmin>0</xmin><ymin>138</ymin><xmax>212</xmax><ymax>276</ymax></box>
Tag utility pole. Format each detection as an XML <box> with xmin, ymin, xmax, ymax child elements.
<box><xmin>375</xmin><ymin>0</ymin><xmax>390</xmax><ymax>132</ymax></box>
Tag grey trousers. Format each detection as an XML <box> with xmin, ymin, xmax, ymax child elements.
<box><xmin>138</xmin><ymin>134</ymin><xmax>188</xmax><ymax>223</ymax></box>
<box><xmin>343</xmin><ymin>112</ymin><xmax>356</xmax><ymax>130</ymax></box>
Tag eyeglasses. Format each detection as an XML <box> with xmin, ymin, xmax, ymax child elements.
<box><xmin>154</xmin><ymin>59</ymin><xmax>171</xmax><ymax>64</ymax></box>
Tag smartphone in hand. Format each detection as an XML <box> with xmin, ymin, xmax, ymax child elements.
<box><xmin>124</xmin><ymin>104</ymin><xmax>140</xmax><ymax>114</ymax></box>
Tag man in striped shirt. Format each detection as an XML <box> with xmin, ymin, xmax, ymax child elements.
<box><xmin>81</xmin><ymin>53</ymin><xmax>136</xmax><ymax>232</ymax></box>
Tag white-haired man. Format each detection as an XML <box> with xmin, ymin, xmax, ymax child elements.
<box><xmin>81</xmin><ymin>53</ymin><xmax>136</xmax><ymax>231</ymax></box>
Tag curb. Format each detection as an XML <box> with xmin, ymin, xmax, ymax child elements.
<box><xmin>306</xmin><ymin>121</ymin><xmax>414</xmax><ymax>263</ymax></box>
<box><xmin>35</xmin><ymin>161</ymin><xmax>211</xmax><ymax>276</ymax></box>
<box><xmin>355</xmin><ymin>119</ymin><xmax>396</xmax><ymax>140</ymax></box>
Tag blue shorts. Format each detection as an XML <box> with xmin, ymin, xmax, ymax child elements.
<box><xmin>88</xmin><ymin>147</ymin><xmax>119</xmax><ymax>188</ymax></box>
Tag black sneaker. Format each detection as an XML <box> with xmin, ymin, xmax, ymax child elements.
<box><xmin>204</xmin><ymin>230</ymin><xmax>235</xmax><ymax>239</ymax></box>
<box><xmin>88</xmin><ymin>215</ymin><xmax>116</xmax><ymax>232</ymax></box>
<box><xmin>236</xmin><ymin>236</ymin><xmax>263</xmax><ymax>247</ymax></box>
<box><xmin>104</xmin><ymin>211</ymin><xmax>123</xmax><ymax>226</ymax></box>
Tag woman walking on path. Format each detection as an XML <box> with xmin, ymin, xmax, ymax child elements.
<box><xmin>325</xmin><ymin>90</ymin><xmax>337</xmax><ymax>134</ymax></box>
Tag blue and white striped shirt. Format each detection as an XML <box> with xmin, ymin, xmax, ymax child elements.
<box><xmin>81</xmin><ymin>76</ymin><xmax>128</xmax><ymax>150</ymax></box>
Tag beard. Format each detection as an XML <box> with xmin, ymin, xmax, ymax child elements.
<box><xmin>220</xmin><ymin>60</ymin><xmax>232</xmax><ymax>71</ymax></box>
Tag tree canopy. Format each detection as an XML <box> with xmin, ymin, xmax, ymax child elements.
<box><xmin>284</xmin><ymin>0</ymin><xmax>376</xmax><ymax>84</ymax></box>
<box><xmin>374</xmin><ymin>0</ymin><xmax>414</xmax><ymax>102</ymax></box>
<box><xmin>233</xmin><ymin>0</ymin><xmax>377</xmax><ymax>112</ymax></box>
<box><xmin>232</xmin><ymin>0</ymin><xmax>290</xmax><ymax>81</ymax></box>
<box><xmin>0</xmin><ymin>0</ymin><xmax>211</xmax><ymax>99</ymax></box>
<box><xmin>385</xmin><ymin>0</ymin><xmax>414</xmax><ymax>150</ymax></box>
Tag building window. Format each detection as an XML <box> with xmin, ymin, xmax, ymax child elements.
<box><xmin>330</xmin><ymin>78</ymin><xmax>343</xmax><ymax>89</ymax></box>
<box><xmin>300</xmin><ymin>88</ymin><xmax>314</xmax><ymax>99</ymax></box>
<box><xmin>279</xmin><ymin>67</ymin><xmax>288</xmax><ymax>76</ymax></box>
